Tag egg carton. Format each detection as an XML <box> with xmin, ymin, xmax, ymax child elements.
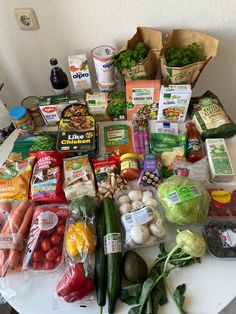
<box><xmin>114</xmin><ymin>187</ymin><xmax>170</xmax><ymax>249</ymax></box>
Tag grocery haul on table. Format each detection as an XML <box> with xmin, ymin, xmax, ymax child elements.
<box><xmin>1</xmin><ymin>27</ymin><xmax>236</xmax><ymax>314</ymax></box>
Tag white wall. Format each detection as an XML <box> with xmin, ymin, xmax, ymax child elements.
<box><xmin>0</xmin><ymin>0</ymin><xmax>236</xmax><ymax>120</ymax></box>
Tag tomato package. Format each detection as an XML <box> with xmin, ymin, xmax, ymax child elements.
<box><xmin>23</xmin><ymin>204</ymin><xmax>69</xmax><ymax>272</ymax></box>
<box><xmin>0</xmin><ymin>200</ymin><xmax>35</xmax><ymax>277</ymax></box>
<box><xmin>30</xmin><ymin>151</ymin><xmax>67</xmax><ymax>203</ymax></box>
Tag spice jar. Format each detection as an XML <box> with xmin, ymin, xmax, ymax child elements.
<box><xmin>120</xmin><ymin>153</ymin><xmax>140</xmax><ymax>181</ymax></box>
<box><xmin>9</xmin><ymin>106</ymin><xmax>34</xmax><ymax>136</ymax></box>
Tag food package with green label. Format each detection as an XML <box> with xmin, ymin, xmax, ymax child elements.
<box><xmin>150</xmin><ymin>132</ymin><xmax>187</xmax><ymax>177</ymax></box>
<box><xmin>104</xmin><ymin>124</ymin><xmax>133</xmax><ymax>155</ymax></box>
<box><xmin>157</xmin><ymin>175</ymin><xmax>209</xmax><ymax>225</ymax></box>
<box><xmin>190</xmin><ymin>90</ymin><xmax>236</xmax><ymax>140</ymax></box>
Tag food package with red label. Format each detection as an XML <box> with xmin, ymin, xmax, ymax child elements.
<box><xmin>0</xmin><ymin>200</ymin><xmax>35</xmax><ymax>277</ymax></box>
<box><xmin>30</xmin><ymin>151</ymin><xmax>67</xmax><ymax>203</ymax></box>
<box><xmin>23</xmin><ymin>204</ymin><xmax>69</xmax><ymax>272</ymax></box>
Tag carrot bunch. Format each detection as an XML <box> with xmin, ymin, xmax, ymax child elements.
<box><xmin>0</xmin><ymin>201</ymin><xmax>34</xmax><ymax>277</ymax></box>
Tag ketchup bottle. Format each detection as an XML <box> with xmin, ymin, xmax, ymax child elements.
<box><xmin>186</xmin><ymin>121</ymin><xmax>203</xmax><ymax>162</ymax></box>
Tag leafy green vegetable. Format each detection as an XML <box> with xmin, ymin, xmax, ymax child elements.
<box><xmin>165</xmin><ymin>42</ymin><xmax>206</xmax><ymax>67</ymax></box>
<box><xmin>157</xmin><ymin>176</ymin><xmax>209</xmax><ymax>224</ymax></box>
<box><xmin>114</xmin><ymin>42</ymin><xmax>148</xmax><ymax>71</ymax></box>
<box><xmin>107</xmin><ymin>91</ymin><xmax>126</xmax><ymax>119</ymax></box>
<box><xmin>120</xmin><ymin>229</ymin><xmax>206</xmax><ymax>314</ymax></box>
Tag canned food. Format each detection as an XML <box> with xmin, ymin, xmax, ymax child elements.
<box><xmin>21</xmin><ymin>96</ymin><xmax>45</xmax><ymax>127</ymax></box>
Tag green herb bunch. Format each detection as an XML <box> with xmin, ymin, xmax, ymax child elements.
<box><xmin>113</xmin><ymin>42</ymin><xmax>148</xmax><ymax>71</ymax></box>
<box><xmin>165</xmin><ymin>42</ymin><xmax>206</xmax><ymax>67</ymax></box>
<box><xmin>107</xmin><ymin>91</ymin><xmax>126</xmax><ymax>119</ymax></box>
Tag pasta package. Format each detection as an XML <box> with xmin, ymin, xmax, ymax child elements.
<box><xmin>0</xmin><ymin>156</ymin><xmax>35</xmax><ymax>200</ymax></box>
<box><xmin>63</xmin><ymin>156</ymin><xmax>96</xmax><ymax>201</ymax></box>
<box><xmin>30</xmin><ymin>151</ymin><xmax>66</xmax><ymax>203</ymax></box>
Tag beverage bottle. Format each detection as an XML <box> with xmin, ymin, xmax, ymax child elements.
<box><xmin>186</xmin><ymin>121</ymin><xmax>203</xmax><ymax>162</ymax></box>
<box><xmin>50</xmin><ymin>58</ymin><xmax>70</xmax><ymax>95</ymax></box>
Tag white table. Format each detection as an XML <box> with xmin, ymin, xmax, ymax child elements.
<box><xmin>1</xmin><ymin>130</ymin><xmax>236</xmax><ymax>314</ymax></box>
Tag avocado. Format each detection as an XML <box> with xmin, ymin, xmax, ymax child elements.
<box><xmin>123</xmin><ymin>251</ymin><xmax>148</xmax><ymax>283</ymax></box>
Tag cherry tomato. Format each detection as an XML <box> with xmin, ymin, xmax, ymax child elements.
<box><xmin>32</xmin><ymin>261</ymin><xmax>43</xmax><ymax>270</ymax></box>
<box><xmin>44</xmin><ymin>261</ymin><xmax>55</xmax><ymax>270</ymax></box>
<box><xmin>41</xmin><ymin>239</ymin><xmax>52</xmax><ymax>252</ymax></box>
<box><xmin>57</xmin><ymin>225</ymin><xmax>65</xmax><ymax>235</ymax></box>
<box><xmin>50</xmin><ymin>234</ymin><xmax>61</xmax><ymax>246</ymax></box>
<box><xmin>46</xmin><ymin>247</ymin><xmax>60</xmax><ymax>261</ymax></box>
<box><xmin>32</xmin><ymin>250</ymin><xmax>44</xmax><ymax>262</ymax></box>
<box><xmin>54</xmin><ymin>255</ymin><xmax>62</xmax><ymax>266</ymax></box>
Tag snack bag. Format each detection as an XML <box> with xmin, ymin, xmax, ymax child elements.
<box><xmin>0</xmin><ymin>156</ymin><xmax>35</xmax><ymax>200</ymax></box>
<box><xmin>0</xmin><ymin>200</ymin><xmax>35</xmax><ymax>277</ymax></box>
<box><xmin>23</xmin><ymin>204</ymin><xmax>69</xmax><ymax>272</ymax></box>
<box><xmin>63</xmin><ymin>156</ymin><xmax>96</xmax><ymax>201</ymax></box>
<box><xmin>30</xmin><ymin>151</ymin><xmax>66</xmax><ymax>203</ymax></box>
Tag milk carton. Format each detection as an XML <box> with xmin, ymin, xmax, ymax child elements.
<box><xmin>68</xmin><ymin>55</ymin><xmax>92</xmax><ymax>92</ymax></box>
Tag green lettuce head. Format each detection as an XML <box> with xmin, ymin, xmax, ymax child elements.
<box><xmin>157</xmin><ymin>176</ymin><xmax>209</xmax><ymax>225</ymax></box>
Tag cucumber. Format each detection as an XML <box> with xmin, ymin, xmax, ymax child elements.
<box><xmin>102</xmin><ymin>197</ymin><xmax>122</xmax><ymax>314</ymax></box>
<box><xmin>95</xmin><ymin>204</ymin><xmax>106</xmax><ymax>310</ymax></box>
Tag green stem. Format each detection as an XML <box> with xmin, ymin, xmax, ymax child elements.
<box><xmin>163</xmin><ymin>246</ymin><xmax>179</xmax><ymax>274</ymax></box>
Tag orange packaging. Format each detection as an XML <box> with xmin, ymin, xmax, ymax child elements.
<box><xmin>0</xmin><ymin>156</ymin><xmax>35</xmax><ymax>200</ymax></box>
<box><xmin>126</xmin><ymin>80</ymin><xmax>161</xmax><ymax>121</ymax></box>
<box><xmin>104</xmin><ymin>124</ymin><xmax>133</xmax><ymax>155</ymax></box>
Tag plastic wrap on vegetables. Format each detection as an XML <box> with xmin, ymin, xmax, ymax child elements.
<box><xmin>114</xmin><ymin>188</ymin><xmax>169</xmax><ymax>249</ymax></box>
<box><xmin>0</xmin><ymin>200</ymin><xmax>35</xmax><ymax>277</ymax></box>
<box><xmin>23</xmin><ymin>204</ymin><xmax>69</xmax><ymax>272</ymax></box>
<box><xmin>157</xmin><ymin>175</ymin><xmax>209</xmax><ymax>225</ymax></box>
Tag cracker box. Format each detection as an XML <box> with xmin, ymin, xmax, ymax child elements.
<box><xmin>157</xmin><ymin>85</ymin><xmax>192</xmax><ymax>122</ymax></box>
<box><xmin>126</xmin><ymin>80</ymin><xmax>160</xmax><ymax>121</ymax></box>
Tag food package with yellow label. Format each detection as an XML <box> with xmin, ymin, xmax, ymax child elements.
<box><xmin>0</xmin><ymin>156</ymin><xmax>35</xmax><ymax>200</ymax></box>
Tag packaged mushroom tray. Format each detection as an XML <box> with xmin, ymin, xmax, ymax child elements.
<box><xmin>114</xmin><ymin>187</ymin><xmax>169</xmax><ymax>249</ymax></box>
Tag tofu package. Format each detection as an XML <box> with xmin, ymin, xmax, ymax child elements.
<box><xmin>157</xmin><ymin>85</ymin><xmax>192</xmax><ymax>122</ymax></box>
<box><xmin>68</xmin><ymin>54</ymin><xmax>92</xmax><ymax>92</ymax></box>
<box><xmin>205</xmin><ymin>138</ymin><xmax>234</xmax><ymax>182</ymax></box>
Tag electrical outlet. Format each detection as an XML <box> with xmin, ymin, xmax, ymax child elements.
<box><xmin>14</xmin><ymin>8</ymin><xmax>39</xmax><ymax>30</ymax></box>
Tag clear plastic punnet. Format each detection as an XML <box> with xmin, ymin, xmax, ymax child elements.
<box><xmin>114</xmin><ymin>187</ymin><xmax>169</xmax><ymax>249</ymax></box>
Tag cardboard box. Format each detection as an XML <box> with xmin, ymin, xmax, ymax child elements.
<box><xmin>157</xmin><ymin>85</ymin><xmax>191</xmax><ymax>122</ymax></box>
<box><xmin>126</xmin><ymin>80</ymin><xmax>160</xmax><ymax>120</ymax></box>
<box><xmin>39</xmin><ymin>92</ymin><xmax>84</xmax><ymax>125</ymax></box>
<box><xmin>206</xmin><ymin>138</ymin><xmax>234</xmax><ymax>182</ymax></box>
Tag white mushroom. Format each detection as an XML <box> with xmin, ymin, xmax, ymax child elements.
<box><xmin>128</xmin><ymin>190</ymin><xmax>142</xmax><ymax>202</ymax></box>
<box><xmin>130</xmin><ymin>225</ymin><xmax>150</xmax><ymax>244</ymax></box>
<box><xmin>145</xmin><ymin>235</ymin><xmax>158</xmax><ymax>246</ymax></box>
<box><xmin>125</xmin><ymin>237</ymin><xmax>136</xmax><ymax>248</ymax></box>
<box><xmin>131</xmin><ymin>201</ymin><xmax>144</xmax><ymax>211</ymax></box>
<box><xmin>118</xmin><ymin>195</ymin><xmax>130</xmax><ymax>206</ymax></box>
<box><xmin>119</xmin><ymin>203</ymin><xmax>132</xmax><ymax>215</ymax></box>
<box><xmin>149</xmin><ymin>223</ymin><xmax>166</xmax><ymax>238</ymax></box>
<box><xmin>144</xmin><ymin>198</ymin><xmax>158</xmax><ymax>210</ymax></box>
<box><xmin>141</xmin><ymin>191</ymin><xmax>153</xmax><ymax>203</ymax></box>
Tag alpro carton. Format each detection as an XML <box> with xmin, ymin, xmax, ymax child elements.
<box><xmin>68</xmin><ymin>55</ymin><xmax>92</xmax><ymax>92</ymax></box>
<box><xmin>206</xmin><ymin>138</ymin><xmax>234</xmax><ymax>182</ymax></box>
<box><xmin>157</xmin><ymin>85</ymin><xmax>192</xmax><ymax>122</ymax></box>
<box><xmin>126</xmin><ymin>80</ymin><xmax>160</xmax><ymax>121</ymax></box>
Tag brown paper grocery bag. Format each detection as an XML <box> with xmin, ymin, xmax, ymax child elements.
<box><xmin>161</xmin><ymin>29</ymin><xmax>219</xmax><ymax>87</ymax></box>
<box><xmin>119</xmin><ymin>27</ymin><xmax>163</xmax><ymax>80</ymax></box>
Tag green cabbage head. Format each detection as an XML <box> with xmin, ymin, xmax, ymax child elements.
<box><xmin>157</xmin><ymin>176</ymin><xmax>209</xmax><ymax>225</ymax></box>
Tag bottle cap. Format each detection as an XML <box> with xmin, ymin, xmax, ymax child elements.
<box><xmin>50</xmin><ymin>58</ymin><xmax>58</xmax><ymax>66</ymax></box>
<box><xmin>9</xmin><ymin>106</ymin><xmax>27</xmax><ymax>120</ymax></box>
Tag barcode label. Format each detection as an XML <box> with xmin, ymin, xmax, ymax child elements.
<box><xmin>191</xmin><ymin>186</ymin><xmax>201</xmax><ymax>196</ymax></box>
<box><xmin>168</xmin><ymin>192</ymin><xmax>180</xmax><ymax>204</ymax></box>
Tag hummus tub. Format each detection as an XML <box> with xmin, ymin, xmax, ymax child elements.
<box><xmin>91</xmin><ymin>45</ymin><xmax>116</xmax><ymax>85</ymax></box>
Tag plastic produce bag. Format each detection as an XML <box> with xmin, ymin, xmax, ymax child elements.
<box><xmin>23</xmin><ymin>204</ymin><xmax>69</xmax><ymax>272</ymax></box>
<box><xmin>157</xmin><ymin>176</ymin><xmax>209</xmax><ymax>225</ymax></box>
<box><xmin>0</xmin><ymin>200</ymin><xmax>35</xmax><ymax>277</ymax></box>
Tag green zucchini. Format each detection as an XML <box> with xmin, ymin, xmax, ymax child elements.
<box><xmin>95</xmin><ymin>204</ymin><xmax>107</xmax><ymax>310</ymax></box>
<box><xmin>102</xmin><ymin>197</ymin><xmax>122</xmax><ymax>314</ymax></box>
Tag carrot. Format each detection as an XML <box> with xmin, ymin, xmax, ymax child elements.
<box><xmin>0</xmin><ymin>205</ymin><xmax>17</xmax><ymax>234</ymax></box>
<box><xmin>16</xmin><ymin>203</ymin><xmax>35</xmax><ymax>238</ymax></box>
<box><xmin>8</xmin><ymin>249</ymin><xmax>21</xmax><ymax>270</ymax></box>
<box><xmin>8</xmin><ymin>201</ymin><xmax>30</xmax><ymax>234</ymax></box>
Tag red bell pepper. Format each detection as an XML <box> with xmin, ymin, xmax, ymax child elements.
<box><xmin>56</xmin><ymin>263</ymin><xmax>94</xmax><ymax>301</ymax></box>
